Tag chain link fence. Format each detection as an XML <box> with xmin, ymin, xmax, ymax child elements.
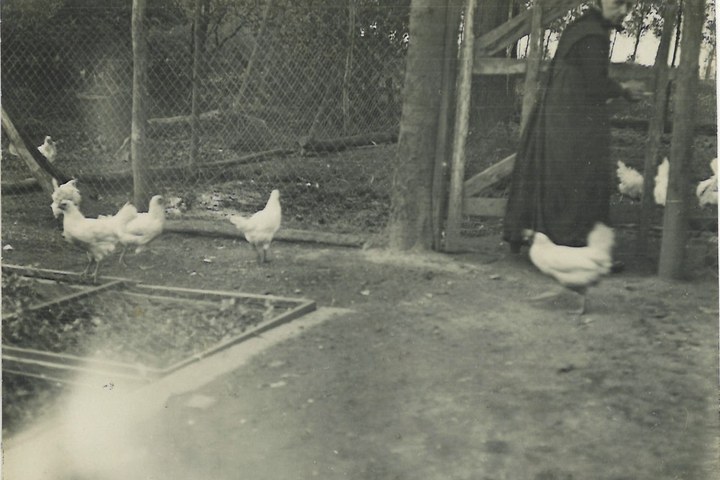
<box><xmin>2</xmin><ymin>0</ymin><xmax>410</xmax><ymax>235</ymax></box>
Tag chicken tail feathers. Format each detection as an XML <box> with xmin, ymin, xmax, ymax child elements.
<box><xmin>587</xmin><ymin>223</ymin><xmax>615</xmax><ymax>253</ymax></box>
<box><xmin>229</xmin><ymin>215</ymin><xmax>248</xmax><ymax>231</ymax></box>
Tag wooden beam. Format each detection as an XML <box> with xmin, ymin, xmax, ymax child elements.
<box><xmin>0</xmin><ymin>107</ymin><xmax>56</xmax><ymax>196</ymax></box>
<box><xmin>444</xmin><ymin>0</ymin><xmax>477</xmax><ymax>252</ymax></box>
<box><xmin>432</xmin><ymin>0</ymin><xmax>462</xmax><ymax>250</ymax></box>
<box><xmin>463</xmin><ymin>153</ymin><xmax>516</xmax><ymax>197</ymax></box>
<box><xmin>475</xmin><ymin>0</ymin><xmax>583</xmax><ymax>57</ymax></box>
<box><xmin>463</xmin><ymin>197</ymin><xmax>507</xmax><ymax>217</ymax></box>
<box><xmin>163</xmin><ymin>220</ymin><xmax>368</xmax><ymax>248</ymax></box>
<box><xmin>520</xmin><ymin>3</ymin><xmax>544</xmax><ymax>132</ymax></box>
<box><xmin>473</xmin><ymin>57</ymin><xmax>536</xmax><ymax>75</ymax></box>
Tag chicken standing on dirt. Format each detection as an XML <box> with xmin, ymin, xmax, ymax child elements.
<box><xmin>524</xmin><ymin>222</ymin><xmax>615</xmax><ymax>315</ymax></box>
<box><xmin>616</xmin><ymin>160</ymin><xmax>643</xmax><ymax>200</ymax></box>
<box><xmin>117</xmin><ymin>195</ymin><xmax>166</xmax><ymax>265</ymax></box>
<box><xmin>654</xmin><ymin>157</ymin><xmax>669</xmax><ymax>206</ymax></box>
<box><xmin>57</xmin><ymin>200</ymin><xmax>135</xmax><ymax>282</ymax></box>
<box><xmin>50</xmin><ymin>178</ymin><xmax>82</xmax><ymax>218</ymax></box>
<box><xmin>229</xmin><ymin>190</ymin><xmax>281</xmax><ymax>264</ymax></box>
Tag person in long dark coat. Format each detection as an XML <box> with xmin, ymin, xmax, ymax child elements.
<box><xmin>503</xmin><ymin>0</ymin><xmax>643</xmax><ymax>251</ymax></box>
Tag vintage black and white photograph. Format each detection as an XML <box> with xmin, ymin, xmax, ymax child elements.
<box><xmin>1</xmin><ymin>0</ymin><xmax>718</xmax><ymax>478</ymax></box>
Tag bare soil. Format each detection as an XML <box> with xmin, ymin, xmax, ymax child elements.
<box><xmin>1</xmin><ymin>211</ymin><xmax>718</xmax><ymax>479</ymax></box>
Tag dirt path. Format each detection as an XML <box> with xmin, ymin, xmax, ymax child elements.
<box><xmin>2</xmin><ymin>225</ymin><xmax>718</xmax><ymax>479</ymax></box>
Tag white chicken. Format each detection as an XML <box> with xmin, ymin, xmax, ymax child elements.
<box><xmin>57</xmin><ymin>200</ymin><xmax>135</xmax><ymax>282</ymax></box>
<box><xmin>229</xmin><ymin>189</ymin><xmax>281</xmax><ymax>263</ymax></box>
<box><xmin>38</xmin><ymin>135</ymin><xmax>57</xmax><ymax>163</ymax></box>
<box><xmin>696</xmin><ymin>157</ymin><xmax>718</xmax><ymax>207</ymax></box>
<box><xmin>654</xmin><ymin>157</ymin><xmax>669</xmax><ymax>206</ymax></box>
<box><xmin>525</xmin><ymin>222</ymin><xmax>615</xmax><ymax>315</ymax></box>
<box><xmin>117</xmin><ymin>195</ymin><xmax>166</xmax><ymax>265</ymax></box>
<box><xmin>50</xmin><ymin>178</ymin><xmax>82</xmax><ymax>218</ymax></box>
<box><xmin>616</xmin><ymin>160</ymin><xmax>643</xmax><ymax>200</ymax></box>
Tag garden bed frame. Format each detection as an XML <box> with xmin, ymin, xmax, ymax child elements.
<box><xmin>2</xmin><ymin>264</ymin><xmax>316</xmax><ymax>387</ymax></box>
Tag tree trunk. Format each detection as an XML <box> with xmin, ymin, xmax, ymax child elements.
<box><xmin>659</xmin><ymin>0</ymin><xmax>704</xmax><ymax>279</ymax></box>
<box><xmin>431</xmin><ymin>0</ymin><xmax>462</xmax><ymax>250</ymax></box>
<box><xmin>131</xmin><ymin>0</ymin><xmax>151</xmax><ymax>210</ymax></box>
<box><xmin>388</xmin><ymin>0</ymin><xmax>452</xmax><ymax>250</ymax></box>
<box><xmin>671</xmin><ymin>2</ymin><xmax>683</xmax><ymax>67</ymax></box>
<box><xmin>703</xmin><ymin>41</ymin><xmax>716</xmax><ymax>79</ymax></box>
<box><xmin>636</xmin><ymin>0</ymin><xmax>677</xmax><ymax>255</ymax></box>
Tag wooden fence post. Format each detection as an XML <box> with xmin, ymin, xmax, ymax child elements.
<box><xmin>431</xmin><ymin>0</ymin><xmax>461</xmax><ymax>250</ymax></box>
<box><xmin>132</xmin><ymin>0</ymin><xmax>151</xmax><ymax>210</ymax></box>
<box><xmin>659</xmin><ymin>0</ymin><xmax>705</xmax><ymax>279</ymax></box>
<box><xmin>637</xmin><ymin>0</ymin><xmax>677</xmax><ymax>255</ymax></box>
<box><xmin>520</xmin><ymin>2</ymin><xmax>543</xmax><ymax>133</ymax></box>
<box><xmin>444</xmin><ymin>0</ymin><xmax>476</xmax><ymax>252</ymax></box>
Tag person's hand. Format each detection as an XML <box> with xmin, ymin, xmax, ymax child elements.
<box><xmin>620</xmin><ymin>80</ymin><xmax>647</xmax><ymax>102</ymax></box>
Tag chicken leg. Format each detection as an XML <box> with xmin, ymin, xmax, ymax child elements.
<box><xmin>573</xmin><ymin>293</ymin><xmax>588</xmax><ymax>316</ymax></box>
<box><xmin>92</xmin><ymin>259</ymin><xmax>103</xmax><ymax>283</ymax></box>
<box><xmin>118</xmin><ymin>245</ymin><xmax>129</xmax><ymax>267</ymax></box>
<box><xmin>81</xmin><ymin>254</ymin><xmax>93</xmax><ymax>277</ymax></box>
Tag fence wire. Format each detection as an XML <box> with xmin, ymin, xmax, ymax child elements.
<box><xmin>2</xmin><ymin>0</ymin><xmax>409</xmax><ymax>235</ymax></box>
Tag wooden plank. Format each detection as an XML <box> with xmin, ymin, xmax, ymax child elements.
<box><xmin>160</xmin><ymin>299</ymin><xmax>316</xmax><ymax>376</ymax></box>
<box><xmin>473</xmin><ymin>57</ymin><xmax>534</xmax><ymax>75</ymax></box>
<box><xmin>2</xmin><ymin>346</ymin><xmax>160</xmax><ymax>385</ymax></box>
<box><xmin>432</xmin><ymin>0</ymin><xmax>462</xmax><ymax>250</ymax></box>
<box><xmin>135</xmin><ymin>283</ymin><xmax>313</xmax><ymax>307</ymax></box>
<box><xmin>444</xmin><ymin>0</ymin><xmax>477</xmax><ymax>252</ymax></box>
<box><xmin>463</xmin><ymin>153</ymin><xmax>516</xmax><ymax>197</ymax></box>
<box><xmin>2</xmin><ymin>280</ymin><xmax>127</xmax><ymax>322</ymax></box>
<box><xmin>163</xmin><ymin>220</ymin><xmax>368</xmax><ymax>247</ymax></box>
<box><xmin>0</xmin><ymin>107</ymin><xmax>56</xmax><ymax>195</ymax></box>
<box><xmin>463</xmin><ymin>197</ymin><xmax>507</xmax><ymax>217</ymax></box>
<box><xmin>475</xmin><ymin>0</ymin><xmax>583</xmax><ymax>57</ymax></box>
<box><xmin>2</xmin><ymin>264</ymin><xmax>135</xmax><ymax>285</ymax></box>
<box><xmin>520</xmin><ymin>3</ymin><xmax>544</xmax><ymax>132</ymax></box>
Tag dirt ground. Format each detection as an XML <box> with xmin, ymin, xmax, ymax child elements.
<box><xmin>1</xmin><ymin>215</ymin><xmax>719</xmax><ymax>479</ymax></box>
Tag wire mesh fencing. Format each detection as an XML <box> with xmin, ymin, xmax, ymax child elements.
<box><xmin>1</xmin><ymin>0</ymin><xmax>410</xmax><ymax>236</ymax></box>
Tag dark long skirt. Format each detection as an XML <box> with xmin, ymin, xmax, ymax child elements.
<box><xmin>503</xmin><ymin>65</ymin><xmax>612</xmax><ymax>248</ymax></box>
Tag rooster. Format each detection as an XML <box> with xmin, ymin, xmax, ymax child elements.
<box><xmin>654</xmin><ymin>157</ymin><xmax>669</xmax><ymax>206</ymax></box>
<box><xmin>524</xmin><ymin>222</ymin><xmax>615</xmax><ymax>315</ymax></box>
<box><xmin>696</xmin><ymin>157</ymin><xmax>718</xmax><ymax>207</ymax></box>
<box><xmin>38</xmin><ymin>135</ymin><xmax>57</xmax><ymax>163</ymax></box>
<box><xmin>229</xmin><ymin>189</ymin><xmax>281</xmax><ymax>263</ymax></box>
<box><xmin>117</xmin><ymin>195</ymin><xmax>166</xmax><ymax>265</ymax></box>
<box><xmin>616</xmin><ymin>160</ymin><xmax>643</xmax><ymax>200</ymax></box>
<box><xmin>57</xmin><ymin>200</ymin><xmax>135</xmax><ymax>282</ymax></box>
<box><xmin>50</xmin><ymin>178</ymin><xmax>82</xmax><ymax>218</ymax></box>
